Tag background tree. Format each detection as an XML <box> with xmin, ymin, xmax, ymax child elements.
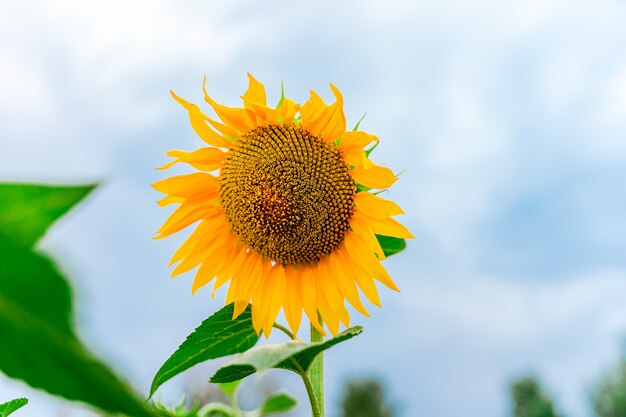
<box><xmin>510</xmin><ymin>377</ymin><xmax>560</xmax><ymax>417</ymax></box>
<box><xmin>340</xmin><ymin>378</ymin><xmax>394</xmax><ymax>417</ymax></box>
<box><xmin>592</xmin><ymin>359</ymin><xmax>626</xmax><ymax>417</ymax></box>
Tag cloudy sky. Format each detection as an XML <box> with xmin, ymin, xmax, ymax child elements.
<box><xmin>2</xmin><ymin>0</ymin><xmax>626</xmax><ymax>416</ymax></box>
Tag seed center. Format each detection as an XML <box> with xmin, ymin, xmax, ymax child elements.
<box><xmin>219</xmin><ymin>124</ymin><xmax>355</xmax><ymax>265</ymax></box>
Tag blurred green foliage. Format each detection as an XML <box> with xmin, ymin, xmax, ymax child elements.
<box><xmin>510</xmin><ymin>377</ymin><xmax>560</xmax><ymax>417</ymax></box>
<box><xmin>0</xmin><ymin>183</ymin><xmax>154</xmax><ymax>417</ymax></box>
<box><xmin>0</xmin><ymin>183</ymin><xmax>95</xmax><ymax>247</ymax></box>
<box><xmin>152</xmin><ymin>382</ymin><xmax>296</xmax><ymax>417</ymax></box>
<box><xmin>592</xmin><ymin>358</ymin><xmax>626</xmax><ymax>417</ymax></box>
<box><xmin>340</xmin><ymin>379</ymin><xmax>394</xmax><ymax>417</ymax></box>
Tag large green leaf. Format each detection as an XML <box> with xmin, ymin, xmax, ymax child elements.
<box><xmin>0</xmin><ymin>242</ymin><xmax>74</xmax><ymax>335</ymax></box>
<box><xmin>375</xmin><ymin>234</ymin><xmax>406</xmax><ymax>257</ymax></box>
<box><xmin>150</xmin><ymin>303</ymin><xmax>259</xmax><ymax>397</ymax></box>
<box><xmin>0</xmin><ymin>398</ymin><xmax>28</xmax><ymax>417</ymax></box>
<box><xmin>0</xmin><ymin>184</ymin><xmax>94</xmax><ymax>248</ymax></box>
<box><xmin>0</xmin><ymin>183</ymin><xmax>154</xmax><ymax>417</ymax></box>
<box><xmin>0</xmin><ymin>302</ymin><xmax>143</xmax><ymax>413</ymax></box>
<box><xmin>210</xmin><ymin>327</ymin><xmax>363</xmax><ymax>383</ymax></box>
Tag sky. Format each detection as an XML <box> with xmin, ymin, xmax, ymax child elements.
<box><xmin>1</xmin><ymin>0</ymin><xmax>626</xmax><ymax>416</ymax></box>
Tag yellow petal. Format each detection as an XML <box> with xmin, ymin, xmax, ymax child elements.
<box><xmin>225</xmin><ymin>251</ymin><xmax>256</xmax><ymax>305</ymax></box>
<box><xmin>169</xmin><ymin>220</ymin><xmax>212</xmax><ymax>267</ymax></box>
<box><xmin>171</xmin><ymin>221</ymin><xmax>229</xmax><ymax>278</ymax></box>
<box><xmin>239</xmin><ymin>253</ymin><xmax>266</xmax><ymax>303</ymax></box>
<box><xmin>255</xmin><ymin>261</ymin><xmax>273</xmax><ymax>335</ymax></box>
<box><xmin>225</xmin><ymin>254</ymin><xmax>252</xmax><ymax>304</ymax></box>
<box><xmin>351</xmin><ymin>165</ymin><xmax>397</xmax><ymax>189</ymax></box>
<box><xmin>354</xmin><ymin>192</ymin><xmax>405</xmax><ymax>219</ymax></box>
<box><xmin>316</xmin><ymin>257</ymin><xmax>350</xmax><ymax>328</ymax></box>
<box><xmin>342</xmin><ymin>147</ymin><xmax>366</xmax><ymax>167</ymax></box>
<box><xmin>242</xmin><ymin>73</ymin><xmax>267</xmax><ymax>108</ymax></box>
<box><xmin>169</xmin><ymin>218</ymin><xmax>219</xmax><ymax>267</ymax></box>
<box><xmin>299</xmin><ymin>266</ymin><xmax>325</xmax><ymax>335</ymax></box>
<box><xmin>203</xmin><ymin>77</ymin><xmax>256</xmax><ymax>133</ymax></box>
<box><xmin>240</xmin><ymin>73</ymin><xmax>277</xmax><ymax>124</ymax></box>
<box><xmin>340</xmin><ymin>238</ymin><xmax>381</xmax><ymax>307</ymax></box>
<box><xmin>301</xmin><ymin>85</ymin><xmax>346</xmax><ymax>142</ymax></box>
<box><xmin>157</xmin><ymin>195</ymin><xmax>184</xmax><ymax>207</ymax></box>
<box><xmin>170</xmin><ymin>90</ymin><xmax>232</xmax><ymax>148</ymax></box>
<box><xmin>349</xmin><ymin>212</ymin><xmax>386</xmax><ymax>260</ymax></box>
<box><xmin>277</xmin><ymin>98</ymin><xmax>300</xmax><ymax>124</ymax></box>
<box><xmin>330</xmin><ymin>249</ymin><xmax>370</xmax><ymax>317</ymax></box>
<box><xmin>152</xmin><ymin>172</ymin><xmax>218</xmax><ymax>198</ymax></box>
<box><xmin>233</xmin><ymin>300</ymin><xmax>249</xmax><ymax>319</ymax></box>
<box><xmin>192</xmin><ymin>236</ymin><xmax>238</xmax><ymax>294</ymax></box>
<box><xmin>247</xmin><ymin>100</ymin><xmax>279</xmax><ymax>125</ymax></box>
<box><xmin>205</xmin><ymin>115</ymin><xmax>241</xmax><ymax>139</ymax></box>
<box><xmin>366</xmin><ymin>216</ymin><xmax>414</xmax><ymax>239</ymax></box>
<box><xmin>313</xmin><ymin>275</ymin><xmax>340</xmax><ymax>336</ymax></box>
<box><xmin>364</xmin><ymin>253</ymin><xmax>399</xmax><ymax>292</ymax></box>
<box><xmin>155</xmin><ymin>195</ymin><xmax>220</xmax><ymax>239</ymax></box>
<box><xmin>319</xmin><ymin>84</ymin><xmax>346</xmax><ymax>142</ymax></box>
<box><xmin>251</xmin><ymin>259</ymin><xmax>274</xmax><ymax>336</ymax></box>
<box><xmin>300</xmin><ymin>90</ymin><xmax>327</xmax><ymax>127</ymax></box>
<box><xmin>345</xmin><ymin>231</ymin><xmax>400</xmax><ymax>292</ymax></box>
<box><xmin>283</xmin><ymin>265</ymin><xmax>302</xmax><ymax>337</ymax></box>
<box><xmin>251</xmin><ymin>285</ymin><xmax>264</xmax><ymax>335</ymax></box>
<box><xmin>262</xmin><ymin>265</ymin><xmax>286</xmax><ymax>338</ymax></box>
<box><xmin>340</xmin><ymin>131</ymin><xmax>378</xmax><ymax>150</ymax></box>
<box><xmin>158</xmin><ymin>148</ymin><xmax>226</xmax><ymax>171</ymax></box>
<box><xmin>212</xmin><ymin>246</ymin><xmax>246</xmax><ymax>297</ymax></box>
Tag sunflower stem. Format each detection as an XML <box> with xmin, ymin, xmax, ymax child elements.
<box><xmin>273</xmin><ymin>322</ymin><xmax>295</xmax><ymax>340</ymax></box>
<box><xmin>302</xmin><ymin>371</ymin><xmax>322</xmax><ymax>417</ymax></box>
<box><xmin>309</xmin><ymin>316</ymin><xmax>324</xmax><ymax>417</ymax></box>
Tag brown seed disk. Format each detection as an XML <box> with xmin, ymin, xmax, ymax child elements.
<box><xmin>219</xmin><ymin>123</ymin><xmax>355</xmax><ymax>265</ymax></box>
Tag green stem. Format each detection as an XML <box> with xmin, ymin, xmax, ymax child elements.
<box><xmin>273</xmin><ymin>322</ymin><xmax>295</xmax><ymax>339</ymax></box>
<box><xmin>309</xmin><ymin>316</ymin><xmax>324</xmax><ymax>417</ymax></box>
<box><xmin>302</xmin><ymin>372</ymin><xmax>322</xmax><ymax>417</ymax></box>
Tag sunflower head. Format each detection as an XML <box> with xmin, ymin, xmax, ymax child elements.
<box><xmin>154</xmin><ymin>73</ymin><xmax>413</xmax><ymax>337</ymax></box>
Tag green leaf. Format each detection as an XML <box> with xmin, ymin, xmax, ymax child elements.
<box><xmin>0</xmin><ymin>183</ymin><xmax>154</xmax><ymax>417</ymax></box>
<box><xmin>375</xmin><ymin>235</ymin><xmax>407</xmax><ymax>257</ymax></box>
<box><xmin>0</xmin><ymin>398</ymin><xmax>28</xmax><ymax>417</ymax></box>
<box><xmin>0</xmin><ymin>183</ymin><xmax>94</xmax><ymax>248</ymax></box>
<box><xmin>150</xmin><ymin>304</ymin><xmax>259</xmax><ymax>397</ymax></box>
<box><xmin>0</xmin><ymin>254</ymin><xmax>154</xmax><ymax>417</ymax></box>
<box><xmin>0</xmin><ymin>241</ymin><xmax>74</xmax><ymax>335</ymax></box>
<box><xmin>259</xmin><ymin>391</ymin><xmax>297</xmax><ymax>415</ymax></box>
<box><xmin>210</xmin><ymin>327</ymin><xmax>363</xmax><ymax>383</ymax></box>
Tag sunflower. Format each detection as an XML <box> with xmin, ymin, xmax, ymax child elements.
<box><xmin>154</xmin><ymin>74</ymin><xmax>413</xmax><ymax>337</ymax></box>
